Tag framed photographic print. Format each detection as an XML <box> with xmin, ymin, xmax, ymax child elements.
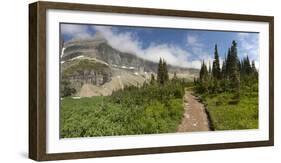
<box><xmin>29</xmin><ymin>1</ymin><xmax>274</xmax><ymax>161</ymax></box>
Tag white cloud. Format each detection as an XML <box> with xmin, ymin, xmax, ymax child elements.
<box><xmin>186</xmin><ymin>35</ymin><xmax>203</xmax><ymax>47</ymax></box>
<box><xmin>94</xmin><ymin>26</ymin><xmax>142</xmax><ymax>55</ymax></box>
<box><xmin>187</xmin><ymin>35</ymin><xmax>197</xmax><ymax>44</ymax></box>
<box><xmin>191</xmin><ymin>60</ymin><xmax>202</xmax><ymax>69</ymax></box>
<box><xmin>61</xmin><ymin>25</ymin><xmax>216</xmax><ymax>69</ymax></box>
<box><xmin>94</xmin><ymin>26</ymin><xmax>203</xmax><ymax>69</ymax></box>
<box><xmin>61</xmin><ymin>24</ymin><xmax>92</xmax><ymax>39</ymax></box>
<box><xmin>186</xmin><ymin>34</ymin><xmax>213</xmax><ymax>68</ymax></box>
<box><xmin>142</xmin><ymin>44</ymin><xmax>193</xmax><ymax>68</ymax></box>
<box><xmin>237</xmin><ymin>33</ymin><xmax>259</xmax><ymax>62</ymax></box>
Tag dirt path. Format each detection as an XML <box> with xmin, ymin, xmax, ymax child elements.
<box><xmin>177</xmin><ymin>90</ymin><xmax>210</xmax><ymax>132</ymax></box>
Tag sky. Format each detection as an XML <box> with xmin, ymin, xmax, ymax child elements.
<box><xmin>60</xmin><ymin>23</ymin><xmax>259</xmax><ymax>69</ymax></box>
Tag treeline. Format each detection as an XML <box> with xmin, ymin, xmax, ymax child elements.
<box><xmin>195</xmin><ymin>40</ymin><xmax>258</xmax><ymax>102</ymax></box>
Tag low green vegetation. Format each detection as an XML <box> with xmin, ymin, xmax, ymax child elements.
<box><xmin>61</xmin><ymin>40</ymin><xmax>259</xmax><ymax>137</ymax></box>
<box><xmin>61</xmin><ymin>60</ymin><xmax>188</xmax><ymax>137</ymax></box>
<box><xmin>198</xmin><ymin>83</ymin><xmax>258</xmax><ymax>130</ymax></box>
<box><xmin>194</xmin><ymin>41</ymin><xmax>259</xmax><ymax>130</ymax></box>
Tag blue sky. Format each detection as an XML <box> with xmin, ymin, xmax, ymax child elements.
<box><xmin>61</xmin><ymin>23</ymin><xmax>259</xmax><ymax>69</ymax></box>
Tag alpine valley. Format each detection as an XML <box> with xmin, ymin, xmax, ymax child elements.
<box><xmin>61</xmin><ymin>32</ymin><xmax>199</xmax><ymax>97</ymax></box>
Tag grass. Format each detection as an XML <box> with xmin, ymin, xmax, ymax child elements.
<box><xmin>198</xmin><ymin>83</ymin><xmax>258</xmax><ymax>130</ymax></box>
<box><xmin>60</xmin><ymin>77</ymin><xmax>258</xmax><ymax>138</ymax></box>
<box><xmin>60</xmin><ymin>81</ymin><xmax>185</xmax><ymax>138</ymax></box>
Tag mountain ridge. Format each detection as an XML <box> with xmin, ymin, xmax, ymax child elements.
<box><xmin>61</xmin><ymin>35</ymin><xmax>199</xmax><ymax>97</ymax></box>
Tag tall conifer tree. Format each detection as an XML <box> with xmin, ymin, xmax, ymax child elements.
<box><xmin>221</xmin><ymin>60</ymin><xmax>226</xmax><ymax>79</ymax></box>
<box><xmin>251</xmin><ymin>60</ymin><xmax>258</xmax><ymax>79</ymax></box>
<box><xmin>163</xmin><ymin>60</ymin><xmax>169</xmax><ymax>82</ymax></box>
<box><xmin>212</xmin><ymin>44</ymin><xmax>221</xmax><ymax>79</ymax></box>
<box><xmin>199</xmin><ymin>60</ymin><xmax>209</xmax><ymax>92</ymax></box>
<box><xmin>157</xmin><ymin>58</ymin><xmax>169</xmax><ymax>85</ymax></box>
<box><xmin>245</xmin><ymin>56</ymin><xmax>252</xmax><ymax>74</ymax></box>
<box><xmin>226</xmin><ymin>48</ymin><xmax>231</xmax><ymax>78</ymax></box>
<box><xmin>229</xmin><ymin>41</ymin><xmax>240</xmax><ymax>100</ymax></box>
<box><xmin>157</xmin><ymin>58</ymin><xmax>164</xmax><ymax>84</ymax></box>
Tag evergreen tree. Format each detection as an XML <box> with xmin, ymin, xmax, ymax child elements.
<box><xmin>251</xmin><ymin>60</ymin><xmax>258</xmax><ymax>79</ymax></box>
<box><xmin>157</xmin><ymin>58</ymin><xmax>164</xmax><ymax>84</ymax></box>
<box><xmin>245</xmin><ymin>56</ymin><xmax>252</xmax><ymax>75</ymax></box>
<box><xmin>193</xmin><ymin>77</ymin><xmax>197</xmax><ymax>84</ymax></box>
<box><xmin>163</xmin><ymin>60</ymin><xmax>169</xmax><ymax>82</ymax></box>
<box><xmin>150</xmin><ymin>73</ymin><xmax>156</xmax><ymax>84</ymax></box>
<box><xmin>157</xmin><ymin>58</ymin><xmax>169</xmax><ymax>85</ymax></box>
<box><xmin>240</xmin><ymin>58</ymin><xmax>245</xmax><ymax>75</ymax></box>
<box><xmin>221</xmin><ymin>59</ymin><xmax>227</xmax><ymax>92</ymax></box>
<box><xmin>240</xmin><ymin>56</ymin><xmax>252</xmax><ymax>77</ymax></box>
<box><xmin>221</xmin><ymin>58</ymin><xmax>226</xmax><ymax>79</ymax></box>
<box><xmin>199</xmin><ymin>60</ymin><xmax>209</xmax><ymax>92</ymax></box>
<box><xmin>61</xmin><ymin>80</ymin><xmax>76</xmax><ymax>97</ymax></box>
<box><xmin>237</xmin><ymin>59</ymin><xmax>241</xmax><ymax>72</ymax></box>
<box><xmin>251</xmin><ymin>61</ymin><xmax>257</xmax><ymax>73</ymax></box>
<box><xmin>212</xmin><ymin>44</ymin><xmax>221</xmax><ymax>79</ymax></box>
<box><xmin>229</xmin><ymin>41</ymin><xmax>240</xmax><ymax>100</ymax></box>
<box><xmin>226</xmin><ymin>48</ymin><xmax>231</xmax><ymax>78</ymax></box>
<box><xmin>199</xmin><ymin>61</ymin><xmax>207</xmax><ymax>81</ymax></box>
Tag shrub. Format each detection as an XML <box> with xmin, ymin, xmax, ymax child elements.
<box><xmin>61</xmin><ymin>80</ymin><xmax>187</xmax><ymax>138</ymax></box>
<box><xmin>60</xmin><ymin>80</ymin><xmax>76</xmax><ymax>97</ymax></box>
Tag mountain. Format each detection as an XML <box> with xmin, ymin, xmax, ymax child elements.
<box><xmin>61</xmin><ymin>34</ymin><xmax>199</xmax><ymax>97</ymax></box>
<box><xmin>61</xmin><ymin>33</ymin><xmax>159</xmax><ymax>73</ymax></box>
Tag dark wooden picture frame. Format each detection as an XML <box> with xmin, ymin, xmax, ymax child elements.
<box><xmin>29</xmin><ymin>1</ymin><xmax>274</xmax><ymax>161</ymax></box>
